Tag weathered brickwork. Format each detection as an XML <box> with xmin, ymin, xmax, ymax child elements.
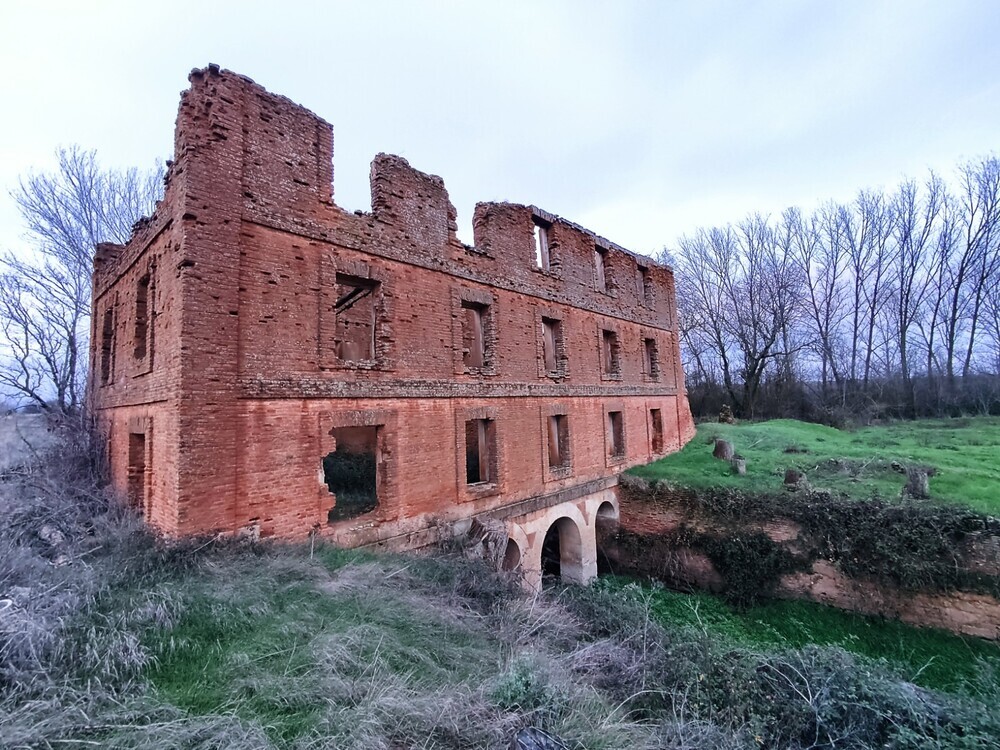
<box><xmin>88</xmin><ymin>65</ymin><xmax>696</xmax><ymax>551</ymax></box>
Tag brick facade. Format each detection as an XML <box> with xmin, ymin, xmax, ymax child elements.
<box><xmin>88</xmin><ymin>65</ymin><xmax>696</xmax><ymax>546</ymax></box>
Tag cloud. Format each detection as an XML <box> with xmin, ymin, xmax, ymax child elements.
<box><xmin>0</xmin><ymin>0</ymin><xmax>998</xmax><ymax>256</ymax></box>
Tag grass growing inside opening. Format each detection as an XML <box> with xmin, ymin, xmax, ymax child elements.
<box><xmin>630</xmin><ymin>417</ymin><xmax>1000</xmax><ymax>513</ymax></box>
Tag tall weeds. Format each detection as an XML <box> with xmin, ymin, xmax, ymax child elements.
<box><xmin>1</xmin><ymin>429</ymin><xmax>998</xmax><ymax>748</ymax></box>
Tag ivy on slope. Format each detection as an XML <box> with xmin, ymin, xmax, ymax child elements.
<box><xmin>619</xmin><ymin>478</ymin><xmax>1000</xmax><ymax>608</ymax></box>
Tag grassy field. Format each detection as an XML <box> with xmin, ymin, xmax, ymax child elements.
<box><xmin>7</xmin><ymin>433</ymin><xmax>1000</xmax><ymax>747</ymax></box>
<box><xmin>630</xmin><ymin>417</ymin><xmax>1000</xmax><ymax>513</ymax></box>
<box><xmin>7</xmin><ymin>450</ymin><xmax>1000</xmax><ymax>748</ymax></box>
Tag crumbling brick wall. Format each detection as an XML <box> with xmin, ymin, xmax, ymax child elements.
<box><xmin>89</xmin><ymin>65</ymin><xmax>696</xmax><ymax>544</ymax></box>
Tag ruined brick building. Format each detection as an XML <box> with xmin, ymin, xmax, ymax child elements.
<box><xmin>89</xmin><ymin>65</ymin><xmax>695</xmax><ymax>587</ymax></box>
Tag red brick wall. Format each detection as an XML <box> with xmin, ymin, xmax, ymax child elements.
<box><xmin>90</xmin><ymin>65</ymin><xmax>696</xmax><ymax>542</ymax></box>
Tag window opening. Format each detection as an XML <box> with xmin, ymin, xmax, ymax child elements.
<box><xmin>465</xmin><ymin>418</ymin><xmax>495</xmax><ymax>484</ymax></box>
<box><xmin>100</xmin><ymin>307</ymin><xmax>115</xmax><ymax>385</ymax></box>
<box><xmin>602</xmin><ymin>330</ymin><xmax>620</xmax><ymax>375</ymax></box>
<box><xmin>462</xmin><ymin>301</ymin><xmax>487</xmax><ymax>369</ymax></box>
<box><xmin>127</xmin><ymin>432</ymin><xmax>146</xmax><ymax>514</ymax></box>
<box><xmin>650</xmin><ymin>408</ymin><xmax>664</xmax><ymax>453</ymax></box>
<box><xmin>607</xmin><ymin>410</ymin><xmax>625</xmax><ymax>457</ymax></box>
<box><xmin>134</xmin><ymin>273</ymin><xmax>150</xmax><ymax>361</ymax></box>
<box><xmin>547</xmin><ymin>414</ymin><xmax>570</xmax><ymax>469</ymax></box>
<box><xmin>643</xmin><ymin>338</ymin><xmax>658</xmax><ymax>377</ymax></box>
<box><xmin>325</xmin><ymin>426</ymin><xmax>380</xmax><ymax>522</ymax></box>
<box><xmin>533</xmin><ymin>220</ymin><xmax>550</xmax><ymax>271</ymax></box>
<box><xmin>542</xmin><ymin>317</ymin><xmax>562</xmax><ymax>375</ymax></box>
<box><xmin>637</xmin><ymin>265</ymin><xmax>653</xmax><ymax>307</ymax></box>
<box><xmin>335</xmin><ymin>273</ymin><xmax>378</xmax><ymax>362</ymax></box>
<box><xmin>595</xmin><ymin>246</ymin><xmax>609</xmax><ymax>292</ymax></box>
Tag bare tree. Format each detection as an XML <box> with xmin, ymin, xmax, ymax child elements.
<box><xmin>889</xmin><ymin>175</ymin><xmax>942</xmax><ymax>416</ymax></box>
<box><xmin>673</xmin><ymin>215</ymin><xmax>804</xmax><ymax>418</ymax></box>
<box><xmin>958</xmin><ymin>156</ymin><xmax>1000</xmax><ymax>379</ymax></box>
<box><xmin>793</xmin><ymin>204</ymin><xmax>848</xmax><ymax>397</ymax></box>
<box><xmin>0</xmin><ymin>147</ymin><xmax>162</xmax><ymax>413</ymax></box>
<box><xmin>985</xmin><ymin>274</ymin><xmax>1000</xmax><ymax>374</ymax></box>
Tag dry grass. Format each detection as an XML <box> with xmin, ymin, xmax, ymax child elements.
<box><xmin>2</xmin><ymin>430</ymin><xmax>999</xmax><ymax>748</ymax></box>
<box><xmin>0</xmin><ymin>413</ymin><xmax>59</xmax><ymax>473</ymax></box>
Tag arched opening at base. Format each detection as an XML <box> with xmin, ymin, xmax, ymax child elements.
<box><xmin>541</xmin><ymin>525</ymin><xmax>561</xmax><ymax>579</ymax></box>
<box><xmin>540</xmin><ymin>516</ymin><xmax>584</xmax><ymax>585</ymax></box>
<box><xmin>502</xmin><ymin>538</ymin><xmax>522</xmax><ymax>571</ymax></box>
<box><xmin>595</xmin><ymin>501</ymin><xmax>618</xmax><ymax>576</ymax></box>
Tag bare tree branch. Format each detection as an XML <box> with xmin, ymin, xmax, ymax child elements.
<box><xmin>0</xmin><ymin>147</ymin><xmax>162</xmax><ymax>413</ymax></box>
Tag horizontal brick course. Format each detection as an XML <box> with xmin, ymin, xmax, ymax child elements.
<box><xmin>89</xmin><ymin>65</ymin><xmax>696</xmax><ymax>543</ymax></box>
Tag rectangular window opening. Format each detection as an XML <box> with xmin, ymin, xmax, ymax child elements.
<box><xmin>637</xmin><ymin>265</ymin><xmax>653</xmax><ymax>307</ymax></box>
<box><xmin>595</xmin><ymin>246</ymin><xmax>609</xmax><ymax>292</ymax></box>
<box><xmin>134</xmin><ymin>273</ymin><xmax>150</xmax><ymax>361</ymax></box>
<box><xmin>465</xmin><ymin>418</ymin><xmax>495</xmax><ymax>485</ymax></box>
<box><xmin>547</xmin><ymin>414</ymin><xmax>570</xmax><ymax>469</ymax></box>
<box><xmin>644</xmin><ymin>338</ymin><xmax>659</xmax><ymax>378</ymax></box>
<box><xmin>100</xmin><ymin>307</ymin><xmax>115</xmax><ymax>385</ymax></box>
<box><xmin>462</xmin><ymin>301</ymin><xmax>488</xmax><ymax>370</ymax></box>
<box><xmin>335</xmin><ymin>273</ymin><xmax>379</xmax><ymax>362</ymax></box>
<box><xmin>325</xmin><ymin>425</ymin><xmax>380</xmax><ymax>522</ymax></box>
<box><xmin>607</xmin><ymin>411</ymin><xmax>625</xmax><ymax>458</ymax></box>
<box><xmin>650</xmin><ymin>409</ymin><xmax>664</xmax><ymax>453</ymax></box>
<box><xmin>534</xmin><ymin>220</ymin><xmax>550</xmax><ymax>271</ymax></box>
<box><xmin>602</xmin><ymin>329</ymin><xmax>620</xmax><ymax>375</ymax></box>
<box><xmin>542</xmin><ymin>317</ymin><xmax>562</xmax><ymax>375</ymax></box>
<box><xmin>127</xmin><ymin>432</ymin><xmax>147</xmax><ymax>514</ymax></box>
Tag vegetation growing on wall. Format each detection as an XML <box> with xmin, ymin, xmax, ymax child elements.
<box><xmin>618</xmin><ymin>474</ymin><xmax>1000</xmax><ymax>609</ymax></box>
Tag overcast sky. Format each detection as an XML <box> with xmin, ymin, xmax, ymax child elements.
<box><xmin>1</xmin><ymin>0</ymin><xmax>998</xmax><ymax>259</ymax></box>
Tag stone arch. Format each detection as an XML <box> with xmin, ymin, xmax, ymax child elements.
<box><xmin>541</xmin><ymin>515</ymin><xmax>586</xmax><ymax>585</ymax></box>
<box><xmin>506</xmin><ymin>500</ymin><xmax>597</xmax><ymax>592</ymax></box>
<box><xmin>595</xmin><ymin>499</ymin><xmax>619</xmax><ymax>524</ymax></box>
<box><xmin>502</xmin><ymin>537</ymin><xmax>522</xmax><ymax>571</ymax></box>
<box><xmin>595</xmin><ymin>499</ymin><xmax>619</xmax><ymax>576</ymax></box>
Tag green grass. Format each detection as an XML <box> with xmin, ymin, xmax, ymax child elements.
<box><xmin>145</xmin><ymin>549</ymin><xmax>1000</xmax><ymax>746</ymax></box>
<box><xmin>145</xmin><ymin>548</ymin><xmax>514</xmax><ymax>745</ymax></box>
<box><xmin>11</xmin><ymin>434</ymin><xmax>1000</xmax><ymax>749</ymax></box>
<box><xmin>608</xmin><ymin>578</ymin><xmax>1000</xmax><ymax>693</ymax></box>
<box><xmin>630</xmin><ymin>417</ymin><xmax>1000</xmax><ymax>513</ymax></box>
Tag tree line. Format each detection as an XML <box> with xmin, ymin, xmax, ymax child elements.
<box><xmin>2</xmin><ymin>147</ymin><xmax>999</xmax><ymax>425</ymax></box>
<box><xmin>663</xmin><ymin>154</ymin><xmax>1000</xmax><ymax>423</ymax></box>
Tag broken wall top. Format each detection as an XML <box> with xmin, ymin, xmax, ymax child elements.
<box><xmin>94</xmin><ymin>64</ymin><xmax>676</xmax><ymax>326</ymax></box>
